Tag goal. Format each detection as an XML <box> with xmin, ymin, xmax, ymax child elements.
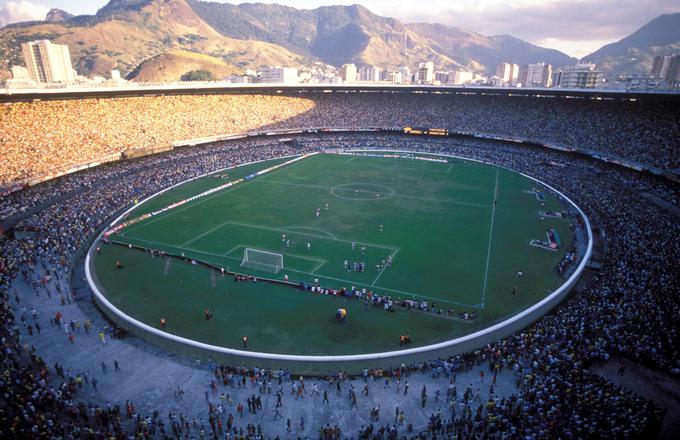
<box><xmin>241</xmin><ymin>248</ymin><xmax>284</xmax><ymax>274</ymax></box>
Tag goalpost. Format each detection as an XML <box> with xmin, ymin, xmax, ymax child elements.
<box><xmin>241</xmin><ymin>248</ymin><xmax>284</xmax><ymax>274</ymax></box>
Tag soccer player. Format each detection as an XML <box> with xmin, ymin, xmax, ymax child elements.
<box><xmin>307</xmin><ymin>242</ymin><xmax>311</xmax><ymax>251</ymax></box>
<box><xmin>512</xmin><ymin>284</ymin><xmax>518</xmax><ymax>295</ymax></box>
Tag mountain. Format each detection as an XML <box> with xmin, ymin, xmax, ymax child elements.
<box><xmin>127</xmin><ymin>49</ymin><xmax>239</xmax><ymax>81</ymax></box>
<box><xmin>0</xmin><ymin>0</ymin><xmax>303</xmax><ymax>81</ymax></box>
<box><xmin>45</xmin><ymin>9</ymin><xmax>74</xmax><ymax>23</ymax></box>
<box><xmin>404</xmin><ymin>23</ymin><xmax>575</xmax><ymax>73</ymax></box>
<box><xmin>0</xmin><ymin>0</ymin><xmax>576</xmax><ymax>81</ymax></box>
<box><xmin>582</xmin><ymin>13</ymin><xmax>680</xmax><ymax>76</ymax></box>
<box><xmin>187</xmin><ymin>1</ymin><xmax>576</xmax><ymax>73</ymax></box>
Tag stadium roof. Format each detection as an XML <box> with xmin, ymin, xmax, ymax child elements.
<box><xmin>2</xmin><ymin>83</ymin><xmax>679</xmax><ymax>103</ymax></box>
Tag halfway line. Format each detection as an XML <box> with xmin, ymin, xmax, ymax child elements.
<box><xmin>480</xmin><ymin>167</ymin><xmax>500</xmax><ymax>307</ymax></box>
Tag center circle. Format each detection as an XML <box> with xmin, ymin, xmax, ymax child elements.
<box><xmin>330</xmin><ymin>183</ymin><xmax>395</xmax><ymax>200</ymax></box>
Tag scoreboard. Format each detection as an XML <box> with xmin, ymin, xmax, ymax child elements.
<box><xmin>403</xmin><ymin>127</ymin><xmax>449</xmax><ymax>136</ymax></box>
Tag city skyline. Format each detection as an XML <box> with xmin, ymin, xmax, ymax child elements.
<box><xmin>0</xmin><ymin>0</ymin><xmax>678</xmax><ymax>58</ymax></box>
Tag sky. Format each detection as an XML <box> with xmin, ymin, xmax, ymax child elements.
<box><xmin>0</xmin><ymin>0</ymin><xmax>678</xmax><ymax>58</ymax></box>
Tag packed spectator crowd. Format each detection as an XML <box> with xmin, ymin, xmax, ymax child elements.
<box><xmin>0</xmin><ymin>111</ymin><xmax>679</xmax><ymax>438</ymax></box>
<box><xmin>1</xmin><ymin>92</ymin><xmax>679</xmax><ymax>185</ymax></box>
<box><xmin>0</xmin><ymin>94</ymin><xmax>316</xmax><ymax>184</ymax></box>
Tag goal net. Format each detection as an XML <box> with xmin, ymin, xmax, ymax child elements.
<box><xmin>241</xmin><ymin>248</ymin><xmax>284</xmax><ymax>274</ymax></box>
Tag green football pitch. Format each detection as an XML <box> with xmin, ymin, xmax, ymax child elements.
<box><xmin>92</xmin><ymin>152</ymin><xmax>577</xmax><ymax>355</ymax></box>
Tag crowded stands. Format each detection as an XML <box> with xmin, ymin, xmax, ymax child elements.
<box><xmin>0</xmin><ymin>90</ymin><xmax>679</xmax><ymax>438</ymax></box>
<box><xmin>1</xmin><ymin>92</ymin><xmax>679</xmax><ymax>186</ymax></box>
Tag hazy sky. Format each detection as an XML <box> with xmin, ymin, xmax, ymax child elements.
<box><xmin>0</xmin><ymin>0</ymin><xmax>678</xmax><ymax>58</ymax></box>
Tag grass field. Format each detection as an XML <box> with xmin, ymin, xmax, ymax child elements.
<box><xmin>93</xmin><ymin>152</ymin><xmax>577</xmax><ymax>355</ymax></box>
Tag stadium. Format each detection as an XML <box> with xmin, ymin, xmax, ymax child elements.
<box><xmin>1</xmin><ymin>85</ymin><xmax>679</xmax><ymax>439</ymax></box>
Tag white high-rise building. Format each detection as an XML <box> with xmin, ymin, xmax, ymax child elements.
<box><xmin>385</xmin><ymin>71</ymin><xmax>402</xmax><ymax>84</ymax></box>
<box><xmin>517</xmin><ymin>63</ymin><xmax>553</xmax><ymax>87</ymax></box>
<box><xmin>651</xmin><ymin>55</ymin><xmax>673</xmax><ymax>79</ymax></box>
<box><xmin>340</xmin><ymin>64</ymin><xmax>357</xmax><ymax>83</ymax></box>
<box><xmin>496</xmin><ymin>62</ymin><xmax>520</xmax><ymax>86</ymax></box>
<box><xmin>448</xmin><ymin>70</ymin><xmax>473</xmax><ymax>85</ymax></box>
<box><xmin>556</xmin><ymin>63</ymin><xmax>603</xmax><ymax>89</ymax></box>
<box><xmin>398</xmin><ymin>66</ymin><xmax>412</xmax><ymax>83</ymax></box>
<box><xmin>434</xmin><ymin>71</ymin><xmax>449</xmax><ymax>84</ymax></box>
<box><xmin>651</xmin><ymin>55</ymin><xmax>680</xmax><ymax>83</ymax></box>
<box><xmin>258</xmin><ymin>67</ymin><xmax>298</xmax><ymax>84</ymax></box>
<box><xmin>21</xmin><ymin>40</ymin><xmax>75</xmax><ymax>83</ymax></box>
<box><xmin>358</xmin><ymin>65</ymin><xmax>382</xmax><ymax>82</ymax></box>
<box><xmin>418</xmin><ymin>61</ymin><xmax>434</xmax><ymax>84</ymax></box>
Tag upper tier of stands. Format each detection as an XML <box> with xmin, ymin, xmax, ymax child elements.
<box><xmin>1</xmin><ymin>91</ymin><xmax>679</xmax><ymax>186</ymax></box>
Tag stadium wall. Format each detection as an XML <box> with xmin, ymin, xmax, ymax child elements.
<box><xmin>84</xmin><ymin>148</ymin><xmax>593</xmax><ymax>375</ymax></box>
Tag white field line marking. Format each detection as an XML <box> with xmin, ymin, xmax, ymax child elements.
<box><xmin>125</xmin><ymin>156</ymin><xmax>309</xmax><ymax>235</ymax></box>
<box><xmin>125</xmin><ymin>179</ymin><xmax>260</xmax><ymax>235</ymax></box>
<box><xmin>480</xmin><ymin>167</ymin><xmax>500</xmax><ymax>307</ymax></box>
<box><xmin>371</xmin><ymin>248</ymin><xmax>400</xmax><ymax>287</ymax></box>
<box><xmin>130</xmin><ymin>217</ymin><xmax>395</xmax><ymax>258</ymax></box>
<box><xmin>182</xmin><ymin>221</ymin><xmax>232</xmax><ymax>247</ymax></box>
<box><xmin>256</xmin><ymin>179</ymin><xmax>489</xmax><ymax>209</ymax></box>
<box><xmin>310</xmin><ymin>261</ymin><xmax>325</xmax><ymax>274</ymax></box>
<box><xmin>131</xmin><ymin>237</ymin><xmax>324</xmax><ymax>266</ymax></box>
<box><xmin>280</xmin><ymin>226</ymin><xmax>337</xmax><ymax>240</ymax></box>
<box><xmin>120</xmin><ymin>236</ymin><xmax>479</xmax><ymax>308</ymax></box>
<box><xmin>222</xmin><ymin>245</ymin><xmax>242</xmax><ymax>257</ymax></box>
<box><xmin>216</xmin><ymin>220</ymin><xmax>396</xmax><ymax>251</ymax></box>
<box><xmin>446</xmin><ymin>163</ymin><xmax>454</xmax><ymax>174</ymax></box>
<box><xmin>278</xmin><ymin>252</ymin><xmax>326</xmax><ymax>264</ymax></box>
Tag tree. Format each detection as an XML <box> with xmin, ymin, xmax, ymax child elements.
<box><xmin>180</xmin><ymin>70</ymin><xmax>214</xmax><ymax>81</ymax></box>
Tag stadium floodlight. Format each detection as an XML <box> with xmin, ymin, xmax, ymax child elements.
<box><xmin>241</xmin><ymin>248</ymin><xmax>284</xmax><ymax>274</ymax></box>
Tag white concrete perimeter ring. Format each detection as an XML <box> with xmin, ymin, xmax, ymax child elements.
<box><xmin>85</xmin><ymin>148</ymin><xmax>593</xmax><ymax>366</ymax></box>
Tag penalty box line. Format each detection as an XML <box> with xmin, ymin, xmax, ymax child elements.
<box><xmin>116</xmin><ymin>235</ymin><xmax>481</xmax><ymax>310</ymax></box>
<box><xmin>179</xmin><ymin>218</ymin><xmax>397</xmax><ymax>252</ymax></box>
<box><xmin>371</xmin><ymin>247</ymin><xmax>400</xmax><ymax>287</ymax></box>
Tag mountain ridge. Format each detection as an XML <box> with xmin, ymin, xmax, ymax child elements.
<box><xmin>582</xmin><ymin>13</ymin><xmax>680</xmax><ymax>76</ymax></box>
<box><xmin>187</xmin><ymin>0</ymin><xmax>576</xmax><ymax>72</ymax></box>
<box><xmin>0</xmin><ymin>0</ymin><xmax>304</xmax><ymax>81</ymax></box>
<box><xmin>0</xmin><ymin>0</ymin><xmax>626</xmax><ymax>82</ymax></box>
